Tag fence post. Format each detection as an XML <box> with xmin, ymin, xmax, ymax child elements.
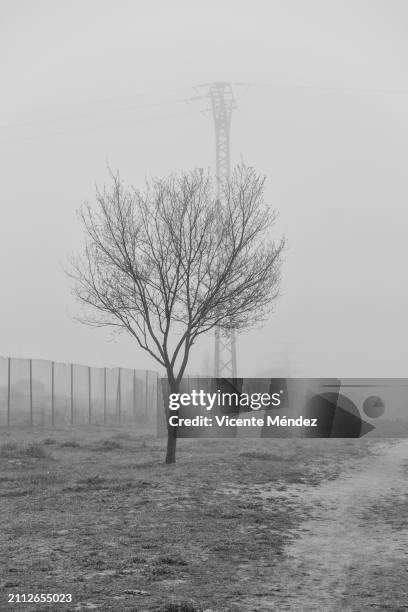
<box><xmin>117</xmin><ymin>368</ymin><xmax>121</xmax><ymax>423</ymax></box>
<box><xmin>103</xmin><ymin>367</ymin><xmax>107</xmax><ymax>425</ymax></box>
<box><xmin>7</xmin><ymin>357</ymin><xmax>11</xmax><ymax>427</ymax></box>
<box><xmin>156</xmin><ymin>372</ymin><xmax>160</xmax><ymax>431</ymax></box>
<box><xmin>88</xmin><ymin>366</ymin><xmax>91</xmax><ymax>425</ymax></box>
<box><xmin>51</xmin><ymin>361</ymin><xmax>55</xmax><ymax>427</ymax></box>
<box><xmin>145</xmin><ymin>370</ymin><xmax>149</xmax><ymax>415</ymax></box>
<box><xmin>29</xmin><ymin>359</ymin><xmax>33</xmax><ymax>426</ymax></box>
<box><xmin>70</xmin><ymin>363</ymin><xmax>74</xmax><ymax>425</ymax></box>
<box><xmin>133</xmin><ymin>369</ymin><xmax>136</xmax><ymax>420</ymax></box>
<box><xmin>156</xmin><ymin>375</ymin><xmax>168</xmax><ymax>436</ymax></box>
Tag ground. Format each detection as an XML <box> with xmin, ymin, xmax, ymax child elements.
<box><xmin>0</xmin><ymin>427</ymin><xmax>407</xmax><ymax>611</ymax></box>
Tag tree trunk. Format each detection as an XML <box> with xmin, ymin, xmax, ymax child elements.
<box><xmin>165</xmin><ymin>378</ymin><xmax>179</xmax><ymax>464</ymax></box>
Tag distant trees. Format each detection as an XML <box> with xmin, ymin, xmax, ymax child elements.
<box><xmin>70</xmin><ymin>165</ymin><xmax>285</xmax><ymax>463</ymax></box>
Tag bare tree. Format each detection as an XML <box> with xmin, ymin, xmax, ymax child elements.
<box><xmin>70</xmin><ymin>165</ymin><xmax>285</xmax><ymax>463</ymax></box>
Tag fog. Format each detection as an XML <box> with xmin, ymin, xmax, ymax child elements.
<box><xmin>1</xmin><ymin>0</ymin><xmax>408</xmax><ymax>377</ymax></box>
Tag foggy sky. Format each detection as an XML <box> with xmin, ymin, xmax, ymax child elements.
<box><xmin>1</xmin><ymin>0</ymin><xmax>408</xmax><ymax>377</ymax></box>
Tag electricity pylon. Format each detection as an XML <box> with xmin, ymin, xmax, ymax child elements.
<box><xmin>189</xmin><ymin>82</ymin><xmax>248</xmax><ymax>378</ymax></box>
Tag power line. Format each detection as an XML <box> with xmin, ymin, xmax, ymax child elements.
<box><xmin>0</xmin><ymin>97</ymin><xmax>188</xmax><ymax>131</ymax></box>
<box><xmin>4</xmin><ymin>78</ymin><xmax>406</xmax><ymax>132</ymax></box>
<box><xmin>249</xmin><ymin>81</ymin><xmax>408</xmax><ymax>95</ymax></box>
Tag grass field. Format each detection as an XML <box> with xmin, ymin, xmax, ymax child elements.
<box><xmin>0</xmin><ymin>427</ymin><xmax>405</xmax><ymax>611</ymax></box>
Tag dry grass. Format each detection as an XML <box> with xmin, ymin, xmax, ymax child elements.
<box><xmin>0</xmin><ymin>426</ymin><xmax>382</xmax><ymax>611</ymax></box>
<box><xmin>0</xmin><ymin>441</ymin><xmax>50</xmax><ymax>459</ymax></box>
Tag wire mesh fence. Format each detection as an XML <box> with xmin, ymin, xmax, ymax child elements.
<box><xmin>0</xmin><ymin>357</ymin><xmax>158</xmax><ymax>428</ymax></box>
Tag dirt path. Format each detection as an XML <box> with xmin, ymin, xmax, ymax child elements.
<box><xmin>239</xmin><ymin>440</ymin><xmax>408</xmax><ymax>611</ymax></box>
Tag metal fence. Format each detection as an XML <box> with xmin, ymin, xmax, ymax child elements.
<box><xmin>0</xmin><ymin>357</ymin><xmax>159</xmax><ymax>428</ymax></box>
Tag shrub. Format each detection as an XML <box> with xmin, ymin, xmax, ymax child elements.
<box><xmin>93</xmin><ymin>439</ymin><xmax>122</xmax><ymax>451</ymax></box>
<box><xmin>42</xmin><ymin>438</ymin><xmax>57</xmax><ymax>445</ymax></box>
<box><xmin>60</xmin><ymin>440</ymin><xmax>80</xmax><ymax>448</ymax></box>
<box><xmin>22</xmin><ymin>443</ymin><xmax>49</xmax><ymax>458</ymax></box>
